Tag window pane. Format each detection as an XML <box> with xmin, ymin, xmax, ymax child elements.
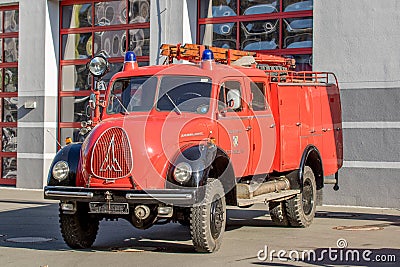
<box><xmin>200</xmin><ymin>0</ymin><xmax>237</xmax><ymax>18</ymax></box>
<box><xmin>3</xmin><ymin>97</ymin><xmax>18</xmax><ymax>122</ymax></box>
<box><xmin>62</xmin><ymin>4</ymin><xmax>92</xmax><ymax>28</ymax></box>
<box><xmin>2</xmin><ymin>127</ymin><xmax>17</xmax><ymax>152</ymax></box>
<box><xmin>62</xmin><ymin>33</ymin><xmax>92</xmax><ymax>60</ymax></box>
<box><xmin>251</xmin><ymin>82</ymin><xmax>267</xmax><ymax>111</ymax></box>
<box><xmin>61</xmin><ymin>96</ymin><xmax>90</xmax><ymax>122</ymax></box>
<box><xmin>95</xmin><ymin>1</ymin><xmax>127</xmax><ymax>26</ymax></box>
<box><xmin>94</xmin><ymin>30</ymin><xmax>126</xmax><ymax>57</ymax></box>
<box><xmin>4</xmin><ymin>38</ymin><xmax>18</xmax><ymax>62</ymax></box>
<box><xmin>291</xmin><ymin>54</ymin><xmax>312</xmax><ymax>71</ymax></box>
<box><xmin>0</xmin><ymin>12</ymin><xmax>3</xmax><ymax>33</ymax></box>
<box><xmin>200</xmin><ymin>23</ymin><xmax>237</xmax><ymax>49</ymax></box>
<box><xmin>241</xmin><ymin>20</ymin><xmax>279</xmax><ymax>51</ymax></box>
<box><xmin>129</xmin><ymin>0</ymin><xmax>150</xmax><ymax>23</ymax></box>
<box><xmin>284</xmin><ymin>0</ymin><xmax>313</xmax><ymax>12</ymax></box>
<box><xmin>4</xmin><ymin>68</ymin><xmax>18</xmax><ymax>92</ymax></box>
<box><xmin>283</xmin><ymin>17</ymin><xmax>312</xmax><ymax>48</ymax></box>
<box><xmin>2</xmin><ymin>157</ymin><xmax>16</xmax><ymax>179</ymax></box>
<box><xmin>129</xmin><ymin>28</ymin><xmax>149</xmax><ymax>56</ymax></box>
<box><xmin>241</xmin><ymin>0</ymin><xmax>280</xmax><ymax>15</ymax></box>
<box><xmin>62</xmin><ymin>65</ymin><xmax>91</xmax><ymax>91</ymax></box>
<box><xmin>4</xmin><ymin>10</ymin><xmax>18</xmax><ymax>32</ymax></box>
<box><xmin>61</xmin><ymin>128</ymin><xmax>83</xmax><ymax>143</ymax></box>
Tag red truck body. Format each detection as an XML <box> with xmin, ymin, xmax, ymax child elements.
<box><xmin>45</xmin><ymin>44</ymin><xmax>343</xmax><ymax>253</ymax></box>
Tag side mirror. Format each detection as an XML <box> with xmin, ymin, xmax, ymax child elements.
<box><xmin>89</xmin><ymin>93</ymin><xmax>97</xmax><ymax>110</ymax></box>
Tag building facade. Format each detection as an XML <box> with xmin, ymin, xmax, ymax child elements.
<box><xmin>0</xmin><ymin>0</ymin><xmax>398</xmax><ymax>208</ymax></box>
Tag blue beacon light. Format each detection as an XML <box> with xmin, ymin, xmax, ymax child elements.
<box><xmin>123</xmin><ymin>51</ymin><xmax>138</xmax><ymax>71</ymax></box>
<box><xmin>202</xmin><ymin>49</ymin><xmax>214</xmax><ymax>61</ymax></box>
<box><xmin>201</xmin><ymin>49</ymin><xmax>215</xmax><ymax>70</ymax></box>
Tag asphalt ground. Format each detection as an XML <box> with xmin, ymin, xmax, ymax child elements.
<box><xmin>0</xmin><ymin>187</ymin><xmax>399</xmax><ymax>267</ymax></box>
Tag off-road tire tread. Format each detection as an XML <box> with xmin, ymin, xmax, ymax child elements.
<box><xmin>285</xmin><ymin>166</ymin><xmax>316</xmax><ymax>228</ymax></box>
<box><xmin>269</xmin><ymin>201</ymin><xmax>290</xmax><ymax>226</ymax></box>
<box><xmin>59</xmin><ymin>203</ymin><xmax>99</xmax><ymax>249</ymax></box>
<box><xmin>190</xmin><ymin>178</ymin><xmax>226</xmax><ymax>253</ymax></box>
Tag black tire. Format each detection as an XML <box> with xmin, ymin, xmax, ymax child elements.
<box><xmin>285</xmin><ymin>166</ymin><xmax>317</xmax><ymax>227</ymax></box>
<box><xmin>190</xmin><ymin>179</ymin><xmax>226</xmax><ymax>253</ymax></box>
<box><xmin>59</xmin><ymin>203</ymin><xmax>99</xmax><ymax>249</ymax></box>
<box><xmin>268</xmin><ymin>201</ymin><xmax>290</xmax><ymax>226</ymax></box>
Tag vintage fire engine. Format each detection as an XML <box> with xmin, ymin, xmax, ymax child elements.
<box><xmin>44</xmin><ymin>43</ymin><xmax>343</xmax><ymax>252</ymax></box>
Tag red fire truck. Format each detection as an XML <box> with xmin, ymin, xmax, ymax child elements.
<box><xmin>45</xmin><ymin>44</ymin><xmax>343</xmax><ymax>252</ymax></box>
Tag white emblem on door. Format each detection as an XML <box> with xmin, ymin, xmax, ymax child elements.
<box><xmin>100</xmin><ymin>135</ymin><xmax>122</xmax><ymax>172</ymax></box>
<box><xmin>233</xmin><ymin>135</ymin><xmax>239</xmax><ymax>147</ymax></box>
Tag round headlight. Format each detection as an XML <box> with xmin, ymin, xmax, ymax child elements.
<box><xmin>52</xmin><ymin>161</ymin><xmax>69</xmax><ymax>181</ymax></box>
<box><xmin>88</xmin><ymin>56</ymin><xmax>109</xmax><ymax>77</ymax></box>
<box><xmin>173</xmin><ymin>162</ymin><xmax>192</xmax><ymax>184</ymax></box>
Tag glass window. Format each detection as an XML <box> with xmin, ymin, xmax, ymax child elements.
<box><xmin>2</xmin><ymin>98</ymin><xmax>18</xmax><ymax>122</ymax></box>
<box><xmin>4</xmin><ymin>10</ymin><xmax>18</xmax><ymax>32</ymax></box>
<box><xmin>157</xmin><ymin>76</ymin><xmax>212</xmax><ymax>114</ymax></box>
<box><xmin>283</xmin><ymin>17</ymin><xmax>312</xmax><ymax>48</ymax></box>
<box><xmin>94</xmin><ymin>30</ymin><xmax>126</xmax><ymax>57</ymax></box>
<box><xmin>107</xmin><ymin>76</ymin><xmax>157</xmax><ymax>113</ymax></box>
<box><xmin>2</xmin><ymin>157</ymin><xmax>16</xmax><ymax>179</ymax></box>
<box><xmin>200</xmin><ymin>23</ymin><xmax>237</xmax><ymax>49</ymax></box>
<box><xmin>240</xmin><ymin>19</ymin><xmax>279</xmax><ymax>51</ymax></box>
<box><xmin>219</xmin><ymin>81</ymin><xmax>242</xmax><ymax>112</ymax></box>
<box><xmin>129</xmin><ymin>0</ymin><xmax>150</xmax><ymax>23</ymax></box>
<box><xmin>240</xmin><ymin>0</ymin><xmax>279</xmax><ymax>15</ymax></box>
<box><xmin>62</xmin><ymin>65</ymin><xmax>91</xmax><ymax>91</ymax></box>
<box><xmin>129</xmin><ymin>27</ymin><xmax>150</xmax><ymax>56</ymax></box>
<box><xmin>62</xmin><ymin>4</ymin><xmax>92</xmax><ymax>28</ymax></box>
<box><xmin>62</xmin><ymin>33</ymin><xmax>92</xmax><ymax>60</ymax></box>
<box><xmin>95</xmin><ymin>1</ymin><xmax>127</xmax><ymax>26</ymax></box>
<box><xmin>61</xmin><ymin>96</ymin><xmax>90</xmax><ymax>122</ymax></box>
<box><xmin>2</xmin><ymin>127</ymin><xmax>17</xmax><ymax>152</ymax></box>
<box><xmin>251</xmin><ymin>82</ymin><xmax>267</xmax><ymax>111</ymax></box>
<box><xmin>284</xmin><ymin>0</ymin><xmax>313</xmax><ymax>12</ymax></box>
<box><xmin>4</xmin><ymin>38</ymin><xmax>18</xmax><ymax>62</ymax></box>
<box><xmin>4</xmin><ymin>68</ymin><xmax>18</xmax><ymax>93</ymax></box>
<box><xmin>200</xmin><ymin>0</ymin><xmax>237</xmax><ymax>18</ymax></box>
<box><xmin>291</xmin><ymin>54</ymin><xmax>312</xmax><ymax>71</ymax></box>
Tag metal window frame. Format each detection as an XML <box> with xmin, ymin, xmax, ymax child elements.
<box><xmin>0</xmin><ymin>4</ymin><xmax>19</xmax><ymax>185</ymax></box>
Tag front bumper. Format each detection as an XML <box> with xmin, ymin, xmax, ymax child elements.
<box><xmin>44</xmin><ymin>186</ymin><xmax>198</xmax><ymax>205</ymax></box>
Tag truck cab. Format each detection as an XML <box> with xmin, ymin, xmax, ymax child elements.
<box><xmin>45</xmin><ymin>44</ymin><xmax>342</xmax><ymax>253</ymax></box>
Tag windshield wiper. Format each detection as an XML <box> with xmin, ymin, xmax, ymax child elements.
<box><xmin>165</xmin><ymin>92</ymin><xmax>182</xmax><ymax>115</ymax></box>
<box><xmin>110</xmin><ymin>93</ymin><xmax>130</xmax><ymax>115</ymax></box>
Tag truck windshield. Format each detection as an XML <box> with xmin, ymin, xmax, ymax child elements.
<box><xmin>106</xmin><ymin>75</ymin><xmax>212</xmax><ymax>114</ymax></box>
<box><xmin>107</xmin><ymin>76</ymin><xmax>157</xmax><ymax>114</ymax></box>
<box><xmin>156</xmin><ymin>76</ymin><xmax>212</xmax><ymax>114</ymax></box>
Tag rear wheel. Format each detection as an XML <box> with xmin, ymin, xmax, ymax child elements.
<box><xmin>59</xmin><ymin>202</ymin><xmax>99</xmax><ymax>249</ymax></box>
<box><xmin>268</xmin><ymin>201</ymin><xmax>290</xmax><ymax>226</ymax></box>
<box><xmin>190</xmin><ymin>179</ymin><xmax>226</xmax><ymax>253</ymax></box>
<box><xmin>285</xmin><ymin>166</ymin><xmax>316</xmax><ymax>227</ymax></box>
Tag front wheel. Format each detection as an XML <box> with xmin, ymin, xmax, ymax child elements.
<box><xmin>285</xmin><ymin>166</ymin><xmax>317</xmax><ymax>227</ymax></box>
<box><xmin>59</xmin><ymin>202</ymin><xmax>99</xmax><ymax>249</ymax></box>
<box><xmin>190</xmin><ymin>179</ymin><xmax>226</xmax><ymax>253</ymax></box>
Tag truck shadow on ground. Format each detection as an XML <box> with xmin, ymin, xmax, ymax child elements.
<box><xmin>0</xmin><ymin>202</ymin><xmax>399</xmax><ymax>254</ymax></box>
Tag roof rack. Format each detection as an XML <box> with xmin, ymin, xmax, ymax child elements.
<box><xmin>160</xmin><ymin>43</ymin><xmax>296</xmax><ymax>70</ymax></box>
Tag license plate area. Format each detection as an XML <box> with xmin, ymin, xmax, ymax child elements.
<box><xmin>89</xmin><ymin>202</ymin><xmax>129</xmax><ymax>215</ymax></box>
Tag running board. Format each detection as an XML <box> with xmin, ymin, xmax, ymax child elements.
<box><xmin>237</xmin><ymin>189</ymin><xmax>300</xmax><ymax>207</ymax></box>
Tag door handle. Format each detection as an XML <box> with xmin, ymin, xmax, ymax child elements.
<box><xmin>246</xmin><ymin>126</ymin><xmax>252</xmax><ymax>131</ymax></box>
<box><xmin>296</xmin><ymin>122</ymin><xmax>301</xmax><ymax>126</ymax></box>
<box><xmin>270</xmin><ymin>124</ymin><xmax>275</xmax><ymax>128</ymax></box>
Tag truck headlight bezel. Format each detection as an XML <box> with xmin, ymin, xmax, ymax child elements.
<box><xmin>173</xmin><ymin>162</ymin><xmax>192</xmax><ymax>184</ymax></box>
<box><xmin>52</xmin><ymin>161</ymin><xmax>70</xmax><ymax>182</ymax></box>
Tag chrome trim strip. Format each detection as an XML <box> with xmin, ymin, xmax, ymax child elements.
<box><xmin>125</xmin><ymin>193</ymin><xmax>193</xmax><ymax>200</ymax></box>
<box><xmin>45</xmin><ymin>191</ymin><xmax>94</xmax><ymax>199</ymax></box>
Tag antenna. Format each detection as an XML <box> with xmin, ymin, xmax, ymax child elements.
<box><xmin>46</xmin><ymin>129</ymin><xmax>62</xmax><ymax>148</ymax></box>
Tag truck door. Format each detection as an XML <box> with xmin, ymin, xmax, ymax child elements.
<box><xmin>248</xmin><ymin>80</ymin><xmax>276</xmax><ymax>174</ymax></box>
<box><xmin>321</xmin><ymin>84</ymin><xmax>343</xmax><ymax>175</ymax></box>
<box><xmin>217</xmin><ymin>79</ymin><xmax>252</xmax><ymax>177</ymax></box>
<box><xmin>277</xmin><ymin>84</ymin><xmax>301</xmax><ymax>170</ymax></box>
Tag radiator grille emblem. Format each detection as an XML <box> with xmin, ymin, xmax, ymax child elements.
<box><xmin>100</xmin><ymin>135</ymin><xmax>122</xmax><ymax>172</ymax></box>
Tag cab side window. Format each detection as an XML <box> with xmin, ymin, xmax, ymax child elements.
<box><xmin>218</xmin><ymin>80</ymin><xmax>243</xmax><ymax>112</ymax></box>
<box><xmin>250</xmin><ymin>82</ymin><xmax>268</xmax><ymax>111</ymax></box>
